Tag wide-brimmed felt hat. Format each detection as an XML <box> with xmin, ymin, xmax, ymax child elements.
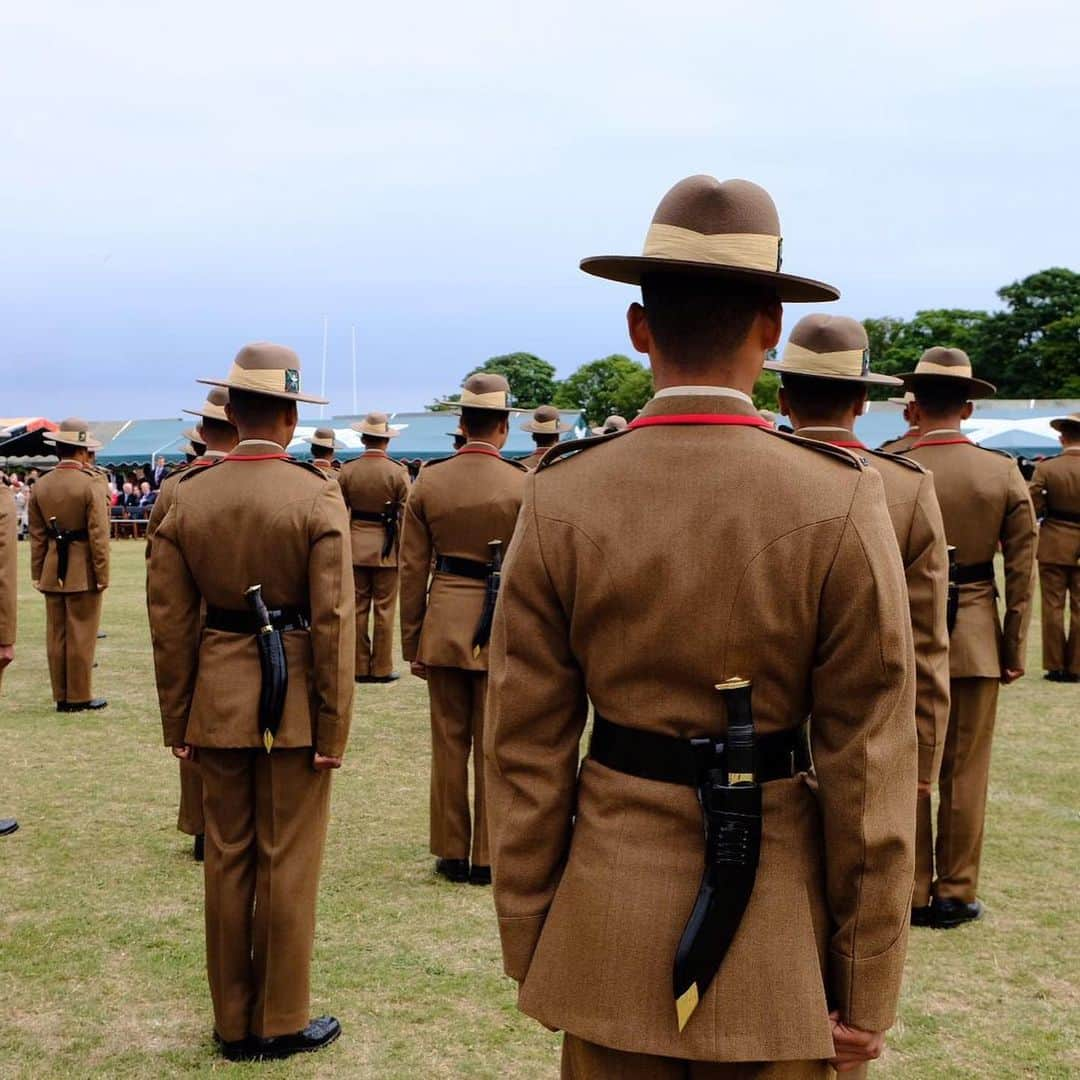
<box><xmin>351</xmin><ymin>412</ymin><xmax>400</xmax><ymax>439</ymax></box>
<box><xmin>305</xmin><ymin>426</ymin><xmax>345</xmax><ymax>450</ymax></box>
<box><xmin>182</xmin><ymin>387</ymin><xmax>231</xmax><ymax>423</ymax></box>
<box><xmin>1050</xmin><ymin>411</ymin><xmax>1080</xmax><ymax>434</ymax></box>
<box><xmin>764</xmin><ymin>314</ymin><xmax>901</xmax><ymax>386</ymax></box>
<box><xmin>447</xmin><ymin>424</ymin><xmax>465</xmax><ymax>439</ymax></box>
<box><xmin>520</xmin><ymin>405</ymin><xmax>573</xmax><ymax>434</ymax></box>
<box><xmin>181</xmin><ymin>442</ymin><xmax>200</xmax><ymax>456</ymax></box>
<box><xmin>439</xmin><ymin>372</ymin><xmax>515</xmax><ymax>412</ymax></box>
<box><xmin>900</xmin><ymin>347</ymin><xmax>996</xmax><ymax>399</ymax></box>
<box><xmin>44</xmin><ymin>417</ymin><xmax>103</xmax><ymax>451</ymax></box>
<box><xmin>590</xmin><ymin>415</ymin><xmax>629</xmax><ymax>436</ymax></box>
<box><xmin>580</xmin><ymin>175</ymin><xmax>839</xmax><ymax>303</ymax></box>
<box><xmin>888</xmin><ymin>391</ymin><xmax>915</xmax><ymax>406</ymax></box>
<box><xmin>199</xmin><ymin>342</ymin><xmax>328</xmax><ymax>405</ymax></box>
<box><xmin>181</xmin><ymin>427</ymin><xmax>203</xmax><ymax>444</ymax></box>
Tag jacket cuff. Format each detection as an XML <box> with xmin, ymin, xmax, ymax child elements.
<box><xmin>162</xmin><ymin>719</ymin><xmax>187</xmax><ymax>747</ymax></box>
<box><xmin>498</xmin><ymin>914</ymin><xmax>546</xmax><ymax>983</ymax></box>
<box><xmin>401</xmin><ymin>638</ymin><xmax>418</xmax><ymax>663</ymax></box>
<box><xmin>918</xmin><ymin>741</ymin><xmax>942</xmax><ymax>786</ymax></box>
<box><xmin>829</xmin><ymin>928</ymin><xmax>909</xmax><ymax>1031</ymax></box>
<box><xmin>316</xmin><ymin>722</ymin><xmax>348</xmax><ymax>759</ymax></box>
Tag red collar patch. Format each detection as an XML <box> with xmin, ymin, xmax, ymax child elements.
<box><xmin>456</xmin><ymin>447</ymin><xmax>503</xmax><ymax>459</ymax></box>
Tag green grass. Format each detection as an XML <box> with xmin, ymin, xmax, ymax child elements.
<box><xmin>0</xmin><ymin>542</ymin><xmax>1077</xmax><ymax>1078</ymax></box>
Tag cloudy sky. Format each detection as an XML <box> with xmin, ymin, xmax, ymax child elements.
<box><xmin>2</xmin><ymin>1</ymin><xmax>1077</xmax><ymax>419</ymax></box>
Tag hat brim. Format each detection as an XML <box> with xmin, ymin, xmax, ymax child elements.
<box><xmin>305</xmin><ymin>438</ymin><xmax>346</xmax><ymax>450</ymax></box>
<box><xmin>437</xmin><ymin>400</ymin><xmax>516</xmax><ymax>413</ymax></box>
<box><xmin>44</xmin><ymin>433</ymin><xmax>103</xmax><ymax>451</ymax></box>
<box><xmin>182</xmin><ymin>406</ymin><xmax>231</xmax><ymax>422</ymax></box>
<box><xmin>1050</xmin><ymin>418</ymin><xmax>1080</xmax><ymax>433</ymax></box>
<box><xmin>887</xmin><ymin>397</ymin><xmax>910</xmax><ymax>405</ymax></box>
<box><xmin>196</xmin><ymin>377</ymin><xmax>328</xmax><ymax>406</ymax></box>
<box><xmin>899</xmin><ymin>373</ymin><xmax>997</xmax><ymax>400</ymax></box>
<box><xmin>579</xmin><ymin>256</ymin><xmax>840</xmax><ymax>303</ymax></box>
<box><xmin>763</xmin><ymin>361</ymin><xmax>902</xmax><ymax>387</ymax></box>
<box><xmin>350</xmin><ymin>425</ymin><xmax>400</xmax><ymax>438</ymax></box>
<box><xmin>520</xmin><ymin>421</ymin><xmax>574</xmax><ymax>434</ymax></box>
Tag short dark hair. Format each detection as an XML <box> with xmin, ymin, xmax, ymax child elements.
<box><xmin>532</xmin><ymin>433</ymin><xmax>559</xmax><ymax>448</ymax></box>
<box><xmin>199</xmin><ymin>417</ymin><xmax>235</xmax><ymax>443</ymax></box>
<box><xmin>311</xmin><ymin>444</ymin><xmax>334</xmax><ymax>460</ymax></box>
<box><xmin>781</xmin><ymin>373</ymin><xmax>866</xmax><ymax>420</ymax></box>
<box><xmin>461</xmin><ymin>408</ymin><xmax>507</xmax><ymax>440</ymax></box>
<box><xmin>910</xmin><ymin>378</ymin><xmax>970</xmax><ymax>415</ymax></box>
<box><xmin>641</xmin><ymin>273</ymin><xmax>778</xmax><ymax>367</ymax></box>
<box><xmin>361</xmin><ymin>434</ymin><xmax>390</xmax><ymax>451</ymax></box>
<box><xmin>228</xmin><ymin>388</ymin><xmax>294</xmax><ymax>427</ymax></box>
<box><xmin>55</xmin><ymin>443</ymin><xmax>80</xmax><ymax>460</ymax></box>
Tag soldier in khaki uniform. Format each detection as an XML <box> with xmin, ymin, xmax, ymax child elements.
<box><xmin>146</xmin><ymin>387</ymin><xmax>239</xmax><ymax>861</ymax></box>
<box><xmin>304</xmin><ymin>427</ymin><xmax>343</xmax><ymax>478</ymax></box>
<box><xmin>769</xmin><ymin>316</ymin><xmax>952</xmax><ymax>926</ymax></box>
<box><xmin>337</xmin><ymin>413</ymin><xmax>409</xmax><ymax>683</ymax></box>
<box><xmin>1028</xmin><ymin>412</ymin><xmax>1080</xmax><ymax>681</ymax></box>
<box><xmin>486</xmin><ymin>176</ymin><xmax>917</xmax><ymax>1078</ymax></box>
<box><xmin>903</xmin><ymin>348</ymin><xmax>1037</xmax><ymax>929</ymax></box>
<box><xmin>590</xmin><ymin>414</ymin><xmax>628</xmax><ymax>436</ymax></box>
<box><xmin>148</xmin><ymin>343</ymin><xmax>354</xmax><ymax>1061</ymax></box>
<box><xmin>878</xmin><ymin>393</ymin><xmax>920</xmax><ymax>453</ymax></box>
<box><xmin>400</xmin><ymin>373</ymin><xmax>527</xmax><ymax>886</ymax></box>
<box><xmin>1</xmin><ymin>479</ymin><xmax>18</xmax><ymax>836</ymax></box>
<box><xmin>519</xmin><ymin>405</ymin><xmax>573</xmax><ymax>470</ymax></box>
<box><xmin>29</xmin><ymin>419</ymin><xmax>110</xmax><ymax>711</ymax></box>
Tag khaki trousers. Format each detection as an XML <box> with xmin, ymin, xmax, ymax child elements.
<box><xmin>177</xmin><ymin>759</ymin><xmax>204</xmax><ymax>836</ymax></box>
<box><xmin>199</xmin><ymin>747</ymin><xmax>331</xmax><ymax>1042</ymax></box>
<box><xmin>932</xmin><ymin>677</ymin><xmax>1000</xmax><ymax>903</ymax></box>
<box><xmin>354</xmin><ymin>566</ymin><xmax>399</xmax><ymax>678</ymax></box>
<box><xmin>561</xmin><ymin>1036</ymin><xmax>834</xmax><ymax>1079</ymax></box>
<box><xmin>1039</xmin><ymin>562</ymin><xmax>1080</xmax><ymax>675</ymax></box>
<box><xmin>426</xmin><ymin>666</ymin><xmax>489</xmax><ymax>866</ymax></box>
<box><xmin>44</xmin><ymin>590</ymin><xmax>102</xmax><ymax>703</ymax></box>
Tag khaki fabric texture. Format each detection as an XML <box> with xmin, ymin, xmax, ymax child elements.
<box><xmin>0</xmin><ymin>485</ymin><xmax>16</xmax><ymax>647</ymax></box>
<box><xmin>399</xmin><ymin>449</ymin><xmax>526</xmax><ymax>671</ymax></box>
<box><xmin>519</xmin><ymin>448</ymin><xmax>552</xmax><ymax>471</ymax></box>
<box><xmin>1029</xmin><ymin>450</ymin><xmax>1080</xmax><ymax>565</ymax></box>
<box><xmin>44</xmin><ymin>591</ymin><xmax>103</xmax><ymax>702</ymax></box>
<box><xmin>485</xmin><ymin>393</ymin><xmax>917</xmax><ymax>1062</ymax></box>
<box><xmin>337</xmin><ymin>452</ymin><xmax>410</xmax><ymax>568</ymax></box>
<box><xmin>877</xmin><ymin>431</ymin><xmax>918</xmax><ymax>454</ymax></box>
<box><xmin>800</xmin><ymin>432</ymin><xmax>950</xmax><ymax>784</ymax></box>
<box><xmin>1037</xmin><ymin>563</ymin><xmax>1080</xmax><ymax>674</ymax></box>
<box><xmin>200</xmin><ymin>747</ymin><xmax>331</xmax><ymax>1041</ymax></box>
<box><xmin>28</xmin><ymin>463</ymin><xmax>110</xmax><ymax>592</ymax></box>
<box><xmin>147</xmin><ymin>441</ymin><xmax>355</xmax><ymax>757</ymax></box>
<box><xmin>177</xmin><ymin>758</ymin><xmax>205</xmax><ymax>836</ymax></box>
<box><xmin>905</xmin><ymin>439</ymin><xmax>1037</xmax><ymax>677</ymax></box>
<box><xmin>561</xmin><ymin>1036</ymin><xmax>833</xmax><ymax>1079</ymax></box>
<box><xmin>354</xmin><ymin>566</ymin><xmax>399</xmax><ymax>678</ymax></box>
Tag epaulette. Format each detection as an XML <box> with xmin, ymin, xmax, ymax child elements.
<box><xmin>165</xmin><ymin>461</ymin><xmax>192</xmax><ymax>479</ymax></box>
<box><xmin>761</xmin><ymin>427</ymin><xmax>865</xmax><ymax>469</ymax></box>
<box><xmin>536</xmin><ymin>428</ymin><xmax>630</xmax><ymax>471</ymax></box>
<box><xmin>174</xmin><ymin>458</ymin><xmax>219</xmax><ymax>485</ymax></box>
<box><xmin>975</xmin><ymin>444</ymin><xmax>1015</xmax><ymax>460</ymax></box>
<box><xmin>865</xmin><ymin>447</ymin><xmax>927</xmax><ymax>473</ymax></box>
<box><xmin>287</xmin><ymin>457</ymin><xmax>335</xmax><ymax>480</ymax></box>
<box><xmin>417</xmin><ymin>454</ymin><xmax>454</xmax><ymax>470</ymax></box>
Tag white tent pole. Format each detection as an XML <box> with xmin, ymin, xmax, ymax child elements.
<box><xmin>320</xmin><ymin>315</ymin><xmax>328</xmax><ymax>419</ymax></box>
<box><xmin>351</xmin><ymin>325</ymin><xmax>357</xmax><ymax>415</ymax></box>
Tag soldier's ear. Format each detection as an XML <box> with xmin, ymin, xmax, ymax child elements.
<box><xmin>627</xmin><ymin>303</ymin><xmax>652</xmax><ymax>356</ymax></box>
<box><xmin>759</xmin><ymin>300</ymin><xmax>783</xmax><ymax>351</ymax></box>
<box><xmin>961</xmin><ymin>401</ymin><xmax>975</xmax><ymax>420</ymax></box>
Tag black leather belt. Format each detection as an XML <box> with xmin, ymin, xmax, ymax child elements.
<box><xmin>351</xmin><ymin>510</ymin><xmax>384</xmax><ymax>523</ymax></box>
<box><xmin>205</xmin><ymin>605</ymin><xmax>311</xmax><ymax>634</ymax></box>
<box><xmin>1047</xmin><ymin>508</ymin><xmax>1080</xmax><ymax>525</ymax></box>
<box><xmin>50</xmin><ymin>528</ymin><xmax>89</xmax><ymax>542</ymax></box>
<box><xmin>589</xmin><ymin>714</ymin><xmax>811</xmax><ymax>786</ymax></box>
<box><xmin>434</xmin><ymin>554</ymin><xmax>489</xmax><ymax>581</ymax></box>
<box><xmin>954</xmin><ymin>561</ymin><xmax>995</xmax><ymax>586</ymax></box>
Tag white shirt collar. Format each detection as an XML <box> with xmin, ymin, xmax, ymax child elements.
<box><xmin>795</xmin><ymin>425</ymin><xmax>854</xmax><ymax>437</ymax></box>
<box><xmin>1063</xmin><ymin>446</ymin><xmax>1080</xmax><ymax>454</ymax></box>
<box><xmin>204</xmin><ymin>449</ymin><xmax>228</xmax><ymax>459</ymax></box>
<box><xmin>653</xmin><ymin>385</ymin><xmax>754</xmax><ymax>405</ymax></box>
<box><xmin>922</xmin><ymin>428</ymin><xmax>966</xmax><ymax>438</ymax></box>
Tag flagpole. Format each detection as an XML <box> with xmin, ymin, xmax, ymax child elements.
<box><xmin>320</xmin><ymin>315</ymin><xmax>328</xmax><ymax>419</ymax></box>
<box><xmin>351</xmin><ymin>325</ymin><xmax>357</xmax><ymax>415</ymax></box>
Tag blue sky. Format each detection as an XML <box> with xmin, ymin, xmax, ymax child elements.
<box><xmin>2</xmin><ymin>1</ymin><xmax>1077</xmax><ymax>419</ymax></box>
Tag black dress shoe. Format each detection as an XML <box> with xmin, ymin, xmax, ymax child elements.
<box><xmin>910</xmin><ymin>904</ymin><xmax>934</xmax><ymax>927</ymax></box>
<box><xmin>96</xmin><ymin>631</ymin><xmax>107</xmax><ymax>639</ymax></box>
<box><xmin>57</xmin><ymin>699</ymin><xmax>108</xmax><ymax>712</ymax></box>
<box><xmin>370</xmin><ymin>672</ymin><xmax>401</xmax><ymax>683</ymax></box>
<box><xmin>354</xmin><ymin>675</ymin><xmax>374</xmax><ymax>684</ymax></box>
<box><xmin>435</xmin><ymin>858</ymin><xmax>470</xmax><ymax>883</ymax></box>
<box><xmin>1044</xmin><ymin>670</ymin><xmax>1065</xmax><ymax>682</ymax></box>
<box><xmin>193</xmin><ymin>834</ymin><xmax>205</xmax><ymax>862</ymax></box>
<box><xmin>214</xmin><ymin>1031</ymin><xmax>251</xmax><ymax>1061</ymax></box>
<box><xmin>1064</xmin><ymin>672</ymin><xmax>1080</xmax><ymax>684</ymax></box>
<box><xmin>933</xmin><ymin>898</ymin><xmax>984</xmax><ymax>929</ymax></box>
<box><xmin>0</xmin><ymin>819</ymin><xmax>19</xmax><ymax>837</ymax></box>
<box><xmin>251</xmin><ymin>1016</ymin><xmax>341</xmax><ymax>1060</ymax></box>
<box><xmin>469</xmin><ymin>864</ymin><xmax>492</xmax><ymax>886</ymax></box>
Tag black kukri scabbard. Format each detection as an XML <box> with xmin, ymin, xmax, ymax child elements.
<box><xmin>673</xmin><ymin>678</ymin><xmax>762</xmax><ymax>1032</ymax></box>
<box><xmin>946</xmin><ymin>545</ymin><xmax>959</xmax><ymax>636</ymax></box>
<box><xmin>471</xmin><ymin>539</ymin><xmax>503</xmax><ymax>658</ymax></box>
<box><xmin>380</xmin><ymin>500</ymin><xmax>400</xmax><ymax>560</ymax></box>
<box><xmin>245</xmin><ymin>584</ymin><xmax>288</xmax><ymax>753</ymax></box>
<box><xmin>47</xmin><ymin>516</ymin><xmax>72</xmax><ymax>587</ymax></box>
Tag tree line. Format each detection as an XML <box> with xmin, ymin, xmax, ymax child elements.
<box><xmin>430</xmin><ymin>268</ymin><xmax>1080</xmax><ymax>423</ymax></box>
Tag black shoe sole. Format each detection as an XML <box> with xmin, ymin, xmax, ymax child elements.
<box><xmin>933</xmin><ymin>906</ymin><xmax>984</xmax><ymax>930</ymax></box>
<box><xmin>251</xmin><ymin>1027</ymin><xmax>341</xmax><ymax>1061</ymax></box>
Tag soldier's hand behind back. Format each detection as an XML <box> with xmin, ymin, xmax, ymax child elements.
<box><xmin>829</xmin><ymin>1011</ymin><xmax>885</xmax><ymax>1071</ymax></box>
<box><xmin>0</xmin><ymin>644</ymin><xmax>13</xmax><ymax>669</ymax></box>
<box><xmin>313</xmin><ymin>754</ymin><xmax>343</xmax><ymax>771</ymax></box>
<box><xmin>1001</xmin><ymin>668</ymin><xmax>1024</xmax><ymax>685</ymax></box>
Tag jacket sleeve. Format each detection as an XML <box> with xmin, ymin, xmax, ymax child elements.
<box><xmin>307</xmin><ymin>482</ymin><xmax>356</xmax><ymax>758</ymax></box>
<box><xmin>144</xmin><ymin>481</ymin><xmax>172</xmax><ymax>560</ymax></box>
<box><xmin>1000</xmin><ymin>464</ymin><xmax>1038</xmax><ymax>672</ymax></box>
<box><xmin>147</xmin><ymin>504</ymin><xmax>203</xmax><ymax>746</ymax></box>
<box><xmin>907</xmin><ymin>473</ymin><xmax>951</xmax><ymax>784</ymax></box>
<box><xmin>398</xmin><ymin>482</ymin><xmax>432</xmax><ymax>662</ymax></box>
<box><xmin>812</xmin><ymin>468</ymin><xmax>917</xmax><ymax>1032</ymax></box>
<box><xmin>86</xmin><ymin>478</ymin><xmax>110</xmax><ymax>588</ymax></box>
<box><xmin>1027</xmin><ymin>464</ymin><xmax>1047</xmax><ymax>519</ymax></box>
<box><xmin>28</xmin><ymin>488</ymin><xmax>46</xmax><ymax>583</ymax></box>
<box><xmin>484</xmin><ymin>478</ymin><xmax>588</xmax><ymax>982</ymax></box>
<box><xmin>0</xmin><ymin>491</ymin><xmax>16</xmax><ymax>646</ymax></box>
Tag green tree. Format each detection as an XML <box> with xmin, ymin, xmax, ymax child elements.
<box><xmin>752</xmin><ymin>370</ymin><xmax>780</xmax><ymax>412</ymax></box>
<box><xmin>554</xmin><ymin>354</ymin><xmax>652</xmax><ymax>424</ymax></box>
<box><xmin>469</xmin><ymin>353</ymin><xmax>558</xmax><ymax>409</ymax></box>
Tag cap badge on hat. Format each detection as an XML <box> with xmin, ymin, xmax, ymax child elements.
<box><xmin>285</xmin><ymin>369</ymin><xmax>300</xmax><ymax>394</ymax></box>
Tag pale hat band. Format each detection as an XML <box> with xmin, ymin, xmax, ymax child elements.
<box><xmin>780</xmin><ymin>342</ymin><xmax>869</xmax><ymax>378</ymax></box>
<box><xmin>530</xmin><ymin>418</ymin><xmax>562</xmax><ymax>434</ymax></box>
<box><xmin>460</xmin><ymin>387</ymin><xmax>511</xmax><ymax>409</ymax></box>
<box><xmin>222</xmin><ymin>363</ymin><xmax>300</xmax><ymax>394</ymax></box>
<box><xmin>46</xmin><ymin>428</ymin><xmax>103</xmax><ymax>450</ymax></box>
<box><xmin>915</xmin><ymin>359</ymin><xmax>976</xmax><ymax>378</ymax></box>
<box><xmin>182</xmin><ymin>401</ymin><xmax>230</xmax><ymax>422</ymax></box>
<box><xmin>642</xmin><ymin>224</ymin><xmax>781</xmax><ymax>273</ymax></box>
<box><xmin>352</xmin><ymin>420</ymin><xmax>400</xmax><ymax>438</ymax></box>
<box><xmin>307</xmin><ymin>435</ymin><xmax>342</xmax><ymax>449</ymax></box>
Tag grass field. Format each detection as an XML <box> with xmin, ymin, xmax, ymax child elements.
<box><xmin>0</xmin><ymin>541</ymin><xmax>1077</xmax><ymax>1078</ymax></box>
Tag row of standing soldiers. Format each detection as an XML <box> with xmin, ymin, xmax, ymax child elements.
<box><xmin>2</xmin><ymin>173</ymin><xmax>1079</xmax><ymax>1074</ymax></box>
